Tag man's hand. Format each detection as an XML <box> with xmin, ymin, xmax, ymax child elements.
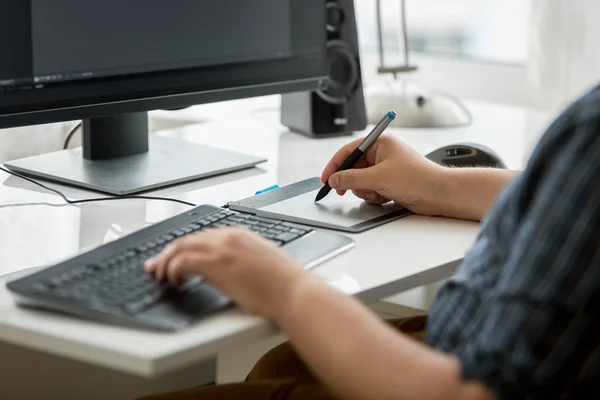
<box><xmin>322</xmin><ymin>135</ymin><xmax>519</xmax><ymax>221</ymax></box>
<box><xmin>321</xmin><ymin>135</ymin><xmax>446</xmax><ymax>216</ymax></box>
<box><xmin>144</xmin><ymin>224</ymin><xmax>496</xmax><ymax>400</ymax></box>
<box><xmin>144</xmin><ymin>227</ymin><xmax>307</xmax><ymax>317</ymax></box>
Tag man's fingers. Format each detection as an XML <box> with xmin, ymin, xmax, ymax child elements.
<box><xmin>328</xmin><ymin>166</ymin><xmax>381</xmax><ymax>191</ymax></box>
<box><xmin>165</xmin><ymin>252</ymin><xmax>208</xmax><ymax>286</ymax></box>
<box><xmin>352</xmin><ymin>189</ymin><xmax>377</xmax><ymax>201</ymax></box>
<box><xmin>320</xmin><ymin>138</ymin><xmax>365</xmax><ymax>184</ymax></box>
<box><xmin>145</xmin><ymin>233</ymin><xmax>209</xmax><ymax>278</ymax></box>
<box><xmin>147</xmin><ymin>227</ymin><xmax>253</xmax><ymax>285</ymax></box>
<box><xmin>366</xmin><ymin>196</ymin><xmax>390</xmax><ymax>205</ymax></box>
<box><xmin>352</xmin><ymin>190</ymin><xmax>390</xmax><ymax>204</ymax></box>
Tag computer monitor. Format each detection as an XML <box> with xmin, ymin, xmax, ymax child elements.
<box><xmin>0</xmin><ymin>0</ymin><xmax>326</xmax><ymax>195</ymax></box>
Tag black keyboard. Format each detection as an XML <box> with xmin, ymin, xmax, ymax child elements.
<box><xmin>7</xmin><ymin>205</ymin><xmax>353</xmax><ymax>331</ymax></box>
<box><xmin>32</xmin><ymin>209</ymin><xmax>312</xmax><ymax>314</ymax></box>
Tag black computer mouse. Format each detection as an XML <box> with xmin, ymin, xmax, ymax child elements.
<box><xmin>425</xmin><ymin>143</ymin><xmax>507</xmax><ymax>169</ymax></box>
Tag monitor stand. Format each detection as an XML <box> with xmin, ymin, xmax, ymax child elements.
<box><xmin>4</xmin><ymin>112</ymin><xmax>266</xmax><ymax>195</ymax></box>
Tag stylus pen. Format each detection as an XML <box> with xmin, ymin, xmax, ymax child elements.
<box><xmin>315</xmin><ymin>110</ymin><xmax>396</xmax><ymax>203</ymax></box>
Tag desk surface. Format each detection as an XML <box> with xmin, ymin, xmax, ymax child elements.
<box><xmin>0</xmin><ymin>97</ymin><xmax>551</xmax><ymax>377</ymax></box>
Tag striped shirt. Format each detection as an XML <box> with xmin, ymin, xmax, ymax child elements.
<box><xmin>427</xmin><ymin>85</ymin><xmax>600</xmax><ymax>399</ymax></box>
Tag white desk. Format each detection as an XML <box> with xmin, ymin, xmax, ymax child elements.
<box><xmin>0</xmin><ymin>97</ymin><xmax>551</xmax><ymax>398</ymax></box>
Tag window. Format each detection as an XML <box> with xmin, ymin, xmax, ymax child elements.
<box><xmin>356</xmin><ymin>0</ymin><xmax>530</xmax><ymax>65</ymax></box>
<box><xmin>354</xmin><ymin>0</ymin><xmax>545</xmax><ymax>108</ymax></box>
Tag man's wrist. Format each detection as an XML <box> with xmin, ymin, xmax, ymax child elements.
<box><xmin>410</xmin><ymin>165</ymin><xmax>457</xmax><ymax>218</ymax></box>
<box><xmin>430</xmin><ymin>167</ymin><xmax>518</xmax><ymax>221</ymax></box>
<box><xmin>431</xmin><ymin>167</ymin><xmax>462</xmax><ymax>218</ymax></box>
<box><xmin>271</xmin><ymin>271</ymin><xmax>321</xmax><ymax>325</ymax></box>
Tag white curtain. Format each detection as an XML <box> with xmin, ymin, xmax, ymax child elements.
<box><xmin>530</xmin><ymin>0</ymin><xmax>600</xmax><ymax>107</ymax></box>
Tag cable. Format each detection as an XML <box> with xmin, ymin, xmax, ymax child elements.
<box><xmin>63</xmin><ymin>122</ymin><xmax>82</xmax><ymax>150</ymax></box>
<box><xmin>0</xmin><ymin>166</ymin><xmax>197</xmax><ymax>207</ymax></box>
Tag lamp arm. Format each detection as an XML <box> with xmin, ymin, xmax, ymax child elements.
<box><xmin>375</xmin><ymin>0</ymin><xmax>418</xmax><ymax>76</ymax></box>
<box><xmin>376</xmin><ymin>0</ymin><xmax>386</xmax><ymax>69</ymax></box>
<box><xmin>399</xmin><ymin>0</ymin><xmax>410</xmax><ymax>67</ymax></box>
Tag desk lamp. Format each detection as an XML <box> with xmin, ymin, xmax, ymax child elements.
<box><xmin>365</xmin><ymin>0</ymin><xmax>472</xmax><ymax>128</ymax></box>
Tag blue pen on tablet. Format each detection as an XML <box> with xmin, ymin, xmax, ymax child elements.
<box><xmin>315</xmin><ymin>110</ymin><xmax>396</xmax><ymax>202</ymax></box>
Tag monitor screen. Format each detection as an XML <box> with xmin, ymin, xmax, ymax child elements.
<box><xmin>0</xmin><ymin>0</ymin><xmax>326</xmax><ymax>127</ymax></box>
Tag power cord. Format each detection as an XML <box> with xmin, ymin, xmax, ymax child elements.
<box><xmin>63</xmin><ymin>122</ymin><xmax>82</xmax><ymax>150</ymax></box>
<box><xmin>0</xmin><ymin>166</ymin><xmax>197</xmax><ymax>207</ymax></box>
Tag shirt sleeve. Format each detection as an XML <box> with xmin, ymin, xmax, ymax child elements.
<box><xmin>456</xmin><ymin>90</ymin><xmax>600</xmax><ymax>399</ymax></box>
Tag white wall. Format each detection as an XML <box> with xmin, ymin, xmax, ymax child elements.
<box><xmin>530</xmin><ymin>0</ymin><xmax>600</xmax><ymax>108</ymax></box>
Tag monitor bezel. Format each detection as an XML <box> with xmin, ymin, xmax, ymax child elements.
<box><xmin>0</xmin><ymin>56</ymin><xmax>326</xmax><ymax>129</ymax></box>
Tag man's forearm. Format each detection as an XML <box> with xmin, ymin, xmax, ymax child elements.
<box><xmin>275</xmin><ymin>276</ymin><xmax>495</xmax><ymax>400</ymax></box>
<box><xmin>435</xmin><ymin>168</ymin><xmax>520</xmax><ymax>221</ymax></box>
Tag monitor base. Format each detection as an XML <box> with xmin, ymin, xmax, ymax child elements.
<box><xmin>5</xmin><ymin>136</ymin><xmax>266</xmax><ymax>195</ymax></box>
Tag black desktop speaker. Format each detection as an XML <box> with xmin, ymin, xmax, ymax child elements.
<box><xmin>281</xmin><ymin>0</ymin><xmax>367</xmax><ymax>138</ymax></box>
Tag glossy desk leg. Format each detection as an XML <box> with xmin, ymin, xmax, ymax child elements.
<box><xmin>0</xmin><ymin>341</ymin><xmax>215</xmax><ymax>400</ymax></box>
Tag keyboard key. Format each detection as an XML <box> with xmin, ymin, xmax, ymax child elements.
<box><xmin>125</xmin><ymin>300</ymin><xmax>147</xmax><ymax>313</ymax></box>
<box><xmin>255</xmin><ymin>222</ymin><xmax>275</xmax><ymax>229</ymax></box>
<box><xmin>123</xmin><ymin>263</ymin><xmax>139</xmax><ymax>272</ymax></box>
<box><xmin>69</xmin><ymin>268</ymin><xmax>92</xmax><ymax>281</ymax></box>
<box><xmin>97</xmin><ymin>262</ymin><xmax>112</xmax><ymax>271</ymax></box>
<box><xmin>53</xmin><ymin>289</ymin><xmax>74</xmax><ymax>299</ymax></box>
<box><xmin>178</xmin><ymin>276</ymin><xmax>204</xmax><ymax>292</ymax></box>
<box><xmin>281</xmin><ymin>222</ymin><xmax>310</xmax><ymax>230</ymax></box>
<box><xmin>87</xmin><ymin>278</ymin><xmax>102</xmax><ymax>288</ymax></box>
<box><xmin>60</xmin><ymin>272</ymin><xmax>77</xmax><ymax>284</ymax></box>
<box><xmin>148</xmin><ymin>248</ymin><xmax>161</xmax><ymax>257</ymax></box>
<box><xmin>289</xmin><ymin>228</ymin><xmax>310</xmax><ymax>235</ymax></box>
<box><xmin>250</xmin><ymin>216</ymin><xmax>281</xmax><ymax>225</ymax></box>
<box><xmin>275</xmin><ymin>232</ymin><xmax>299</xmax><ymax>243</ymax></box>
<box><xmin>250</xmin><ymin>226</ymin><xmax>267</xmax><ymax>233</ymax></box>
<box><xmin>49</xmin><ymin>276</ymin><xmax>64</xmax><ymax>286</ymax></box>
<box><xmin>125</xmin><ymin>291</ymin><xmax>162</xmax><ymax>314</ymax></box>
<box><xmin>70</xmin><ymin>290</ymin><xmax>87</xmax><ymax>300</ymax></box>
<box><xmin>33</xmin><ymin>283</ymin><xmax>48</xmax><ymax>293</ymax></box>
<box><xmin>141</xmin><ymin>291</ymin><xmax>163</xmax><ymax>304</ymax></box>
